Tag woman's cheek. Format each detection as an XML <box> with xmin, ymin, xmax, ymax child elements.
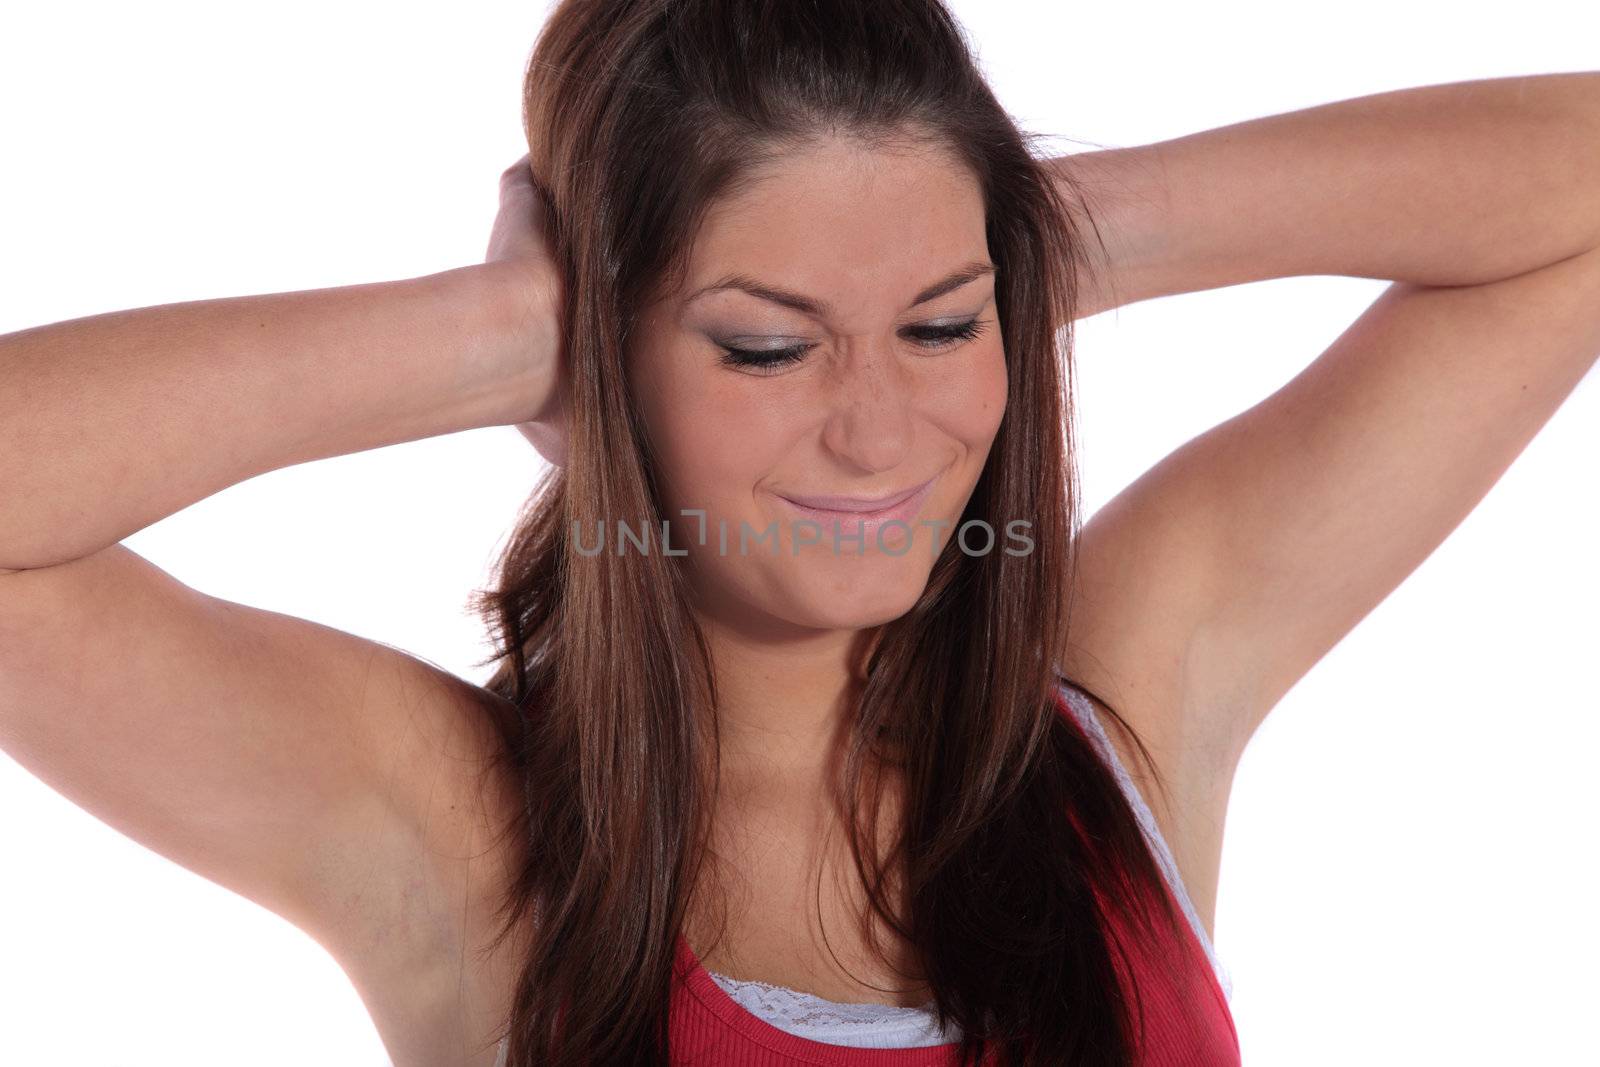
<box><xmin>661</xmin><ymin>388</ymin><xmax>777</xmax><ymax>523</ymax></box>
<box><xmin>952</xmin><ymin>341</ymin><xmax>1009</xmax><ymax>442</ymax></box>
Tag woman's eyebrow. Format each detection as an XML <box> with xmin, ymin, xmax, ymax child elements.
<box><xmin>685</xmin><ymin>260</ymin><xmax>996</xmax><ymax>321</ymax></box>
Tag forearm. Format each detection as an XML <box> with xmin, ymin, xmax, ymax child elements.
<box><xmin>1059</xmin><ymin>72</ymin><xmax>1600</xmax><ymax>312</ymax></box>
<box><xmin>0</xmin><ymin>261</ymin><xmax>545</xmax><ymax>571</ymax></box>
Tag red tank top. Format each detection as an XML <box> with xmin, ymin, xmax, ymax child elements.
<box><xmin>666</xmin><ymin>686</ymin><xmax>1242</xmax><ymax>1065</ymax></box>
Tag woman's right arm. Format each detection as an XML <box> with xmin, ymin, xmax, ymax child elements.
<box><xmin>0</xmin><ymin>259</ymin><xmax>552</xmax><ymax>970</ymax></box>
<box><xmin>0</xmin><ymin>259</ymin><xmax>553</xmax><ymax>572</ymax></box>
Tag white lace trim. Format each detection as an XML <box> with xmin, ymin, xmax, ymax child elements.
<box><xmin>706</xmin><ymin>971</ymin><xmax>964</xmax><ymax>1049</ymax></box>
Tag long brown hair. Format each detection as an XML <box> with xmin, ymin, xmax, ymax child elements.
<box><xmin>465</xmin><ymin>1</ymin><xmax>1191</xmax><ymax>1063</ymax></box>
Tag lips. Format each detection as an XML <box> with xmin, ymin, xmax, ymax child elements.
<box><xmin>776</xmin><ymin>479</ymin><xmax>932</xmax><ymax>513</ymax></box>
<box><xmin>773</xmin><ymin>476</ymin><xmax>938</xmax><ymax>546</ymax></box>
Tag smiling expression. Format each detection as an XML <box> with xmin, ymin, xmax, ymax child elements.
<box><xmin>629</xmin><ymin>134</ymin><xmax>1008</xmax><ymax>637</ymax></box>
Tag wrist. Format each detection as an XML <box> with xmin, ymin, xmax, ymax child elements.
<box><xmin>1050</xmin><ymin>144</ymin><xmax>1175</xmax><ymax>318</ymax></box>
<box><xmin>450</xmin><ymin>260</ymin><xmax>562</xmax><ymax>427</ymax></box>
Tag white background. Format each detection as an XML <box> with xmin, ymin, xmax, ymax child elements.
<box><xmin>2</xmin><ymin>1</ymin><xmax>1596</xmax><ymax>1063</ymax></box>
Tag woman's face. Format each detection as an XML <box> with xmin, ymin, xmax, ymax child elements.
<box><xmin>631</xmin><ymin>135</ymin><xmax>1007</xmax><ymax>637</ymax></box>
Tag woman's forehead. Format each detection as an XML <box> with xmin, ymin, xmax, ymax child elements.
<box><xmin>670</xmin><ymin>142</ymin><xmax>990</xmax><ymax>325</ymax></box>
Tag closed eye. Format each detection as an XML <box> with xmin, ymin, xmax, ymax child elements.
<box><xmin>717</xmin><ymin>318</ymin><xmax>991</xmax><ymax>374</ymax></box>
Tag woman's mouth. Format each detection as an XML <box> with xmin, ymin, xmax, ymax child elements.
<box><xmin>772</xmin><ymin>476</ymin><xmax>938</xmax><ymax>548</ymax></box>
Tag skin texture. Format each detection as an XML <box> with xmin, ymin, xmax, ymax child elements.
<box><xmin>628</xmin><ymin>135</ymin><xmax>1008</xmax><ymax>782</ymax></box>
<box><xmin>486</xmin><ymin>151</ymin><xmax>571</xmax><ymax>466</ymax></box>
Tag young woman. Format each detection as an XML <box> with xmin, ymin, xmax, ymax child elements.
<box><xmin>2</xmin><ymin>1</ymin><xmax>1595</xmax><ymax>1064</ymax></box>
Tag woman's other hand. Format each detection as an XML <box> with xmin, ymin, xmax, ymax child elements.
<box><xmin>486</xmin><ymin>152</ymin><xmax>568</xmax><ymax>469</ymax></box>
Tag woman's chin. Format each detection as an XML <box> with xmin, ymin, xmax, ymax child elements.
<box><xmin>781</xmin><ymin>563</ymin><xmax>931</xmax><ymax>631</ymax></box>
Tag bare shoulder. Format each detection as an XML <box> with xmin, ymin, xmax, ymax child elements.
<box><xmin>0</xmin><ymin>547</ymin><xmax>528</xmax><ymax>1008</ymax></box>
<box><xmin>1058</xmin><ymin>473</ymin><xmax>1248</xmax><ymax>939</ymax></box>
<box><xmin>1057</xmin><ymin>248</ymin><xmax>1600</xmax><ymax>940</ymax></box>
<box><xmin>327</xmin><ymin>664</ymin><xmax>531</xmax><ymax>1058</ymax></box>
<box><xmin>325</xmin><ymin>654</ymin><xmax>527</xmax><ymax>963</ymax></box>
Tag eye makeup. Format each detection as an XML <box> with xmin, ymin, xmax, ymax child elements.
<box><xmin>716</xmin><ymin>318</ymin><xmax>990</xmax><ymax>374</ymax></box>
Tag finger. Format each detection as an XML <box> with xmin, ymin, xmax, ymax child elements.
<box><xmin>501</xmin><ymin>152</ymin><xmax>533</xmax><ymax>180</ymax></box>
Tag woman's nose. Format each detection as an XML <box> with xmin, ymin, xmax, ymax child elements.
<box><xmin>818</xmin><ymin>344</ymin><xmax>918</xmax><ymax>475</ymax></box>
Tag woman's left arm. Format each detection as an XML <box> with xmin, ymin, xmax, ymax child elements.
<box><xmin>1047</xmin><ymin>73</ymin><xmax>1600</xmax><ymax>777</ymax></box>
<box><xmin>1056</xmin><ymin>72</ymin><xmax>1600</xmax><ymax>316</ymax></box>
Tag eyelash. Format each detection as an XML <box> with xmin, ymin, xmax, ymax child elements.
<box><xmin>717</xmin><ymin>319</ymin><xmax>989</xmax><ymax>373</ymax></box>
